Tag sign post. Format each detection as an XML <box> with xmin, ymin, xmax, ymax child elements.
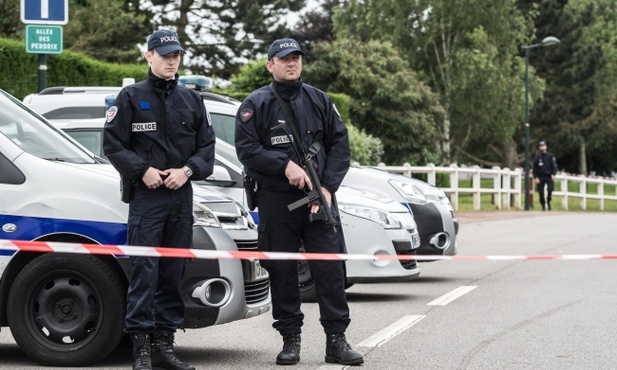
<box><xmin>21</xmin><ymin>0</ymin><xmax>68</xmax><ymax>92</ymax></box>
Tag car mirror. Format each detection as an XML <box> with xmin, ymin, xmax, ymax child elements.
<box><xmin>202</xmin><ymin>165</ymin><xmax>236</xmax><ymax>187</ymax></box>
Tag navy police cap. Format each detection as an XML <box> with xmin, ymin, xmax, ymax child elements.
<box><xmin>267</xmin><ymin>38</ymin><xmax>305</xmax><ymax>60</ymax></box>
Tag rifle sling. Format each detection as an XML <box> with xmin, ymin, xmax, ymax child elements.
<box><xmin>269</xmin><ymin>83</ymin><xmax>308</xmax><ymax>160</ymax></box>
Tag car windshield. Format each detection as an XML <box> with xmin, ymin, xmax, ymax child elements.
<box><xmin>0</xmin><ymin>90</ymin><xmax>96</xmax><ymax>164</ymax></box>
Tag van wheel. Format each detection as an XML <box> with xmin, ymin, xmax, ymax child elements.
<box><xmin>7</xmin><ymin>253</ymin><xmax>126</xmax><ymax>366</ymax></box>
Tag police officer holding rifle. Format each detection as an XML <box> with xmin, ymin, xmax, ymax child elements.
<box><xmin>235</xmin><ymin>38</ymin><xmax>363</xmax><ymax>366</ymax></box>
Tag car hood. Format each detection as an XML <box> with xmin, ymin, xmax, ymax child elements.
<box><xmin>337</xmin><ymin>185</ymin><xmax>410</xmax><ymax>213</ymax></box>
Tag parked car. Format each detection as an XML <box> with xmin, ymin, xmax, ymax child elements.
<box><xmin>343</xmin><ymin>167</ymin><xmax>459</xmax><ymax>257</ymax></box>
<box><xmin>0</xmin><ymin>88</ymin><xmax>270</xmax><ymax>366</ymax></box>
<box><xmin>25</xmin><ymin>85</ymin><xmax>423</xmax><ymax>301</ymax></box>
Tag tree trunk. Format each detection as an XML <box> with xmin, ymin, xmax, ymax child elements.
<box><xmin>443</xmin><ymin>114</ymin><xmax>451</xmax><ymax>164</ymax></box>
<box><xmin>501</xmin><ymin>140</ymin><xmax>518</xmax><ymax>169</ymax></box>
<box><xmin>579</xmin><ymin>140</ymin><xmax>587</xmax><ymax>175</ymax></box>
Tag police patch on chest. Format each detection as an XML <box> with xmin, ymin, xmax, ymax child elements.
<box><xmin>271</xmin><ymin>135</ymin><xmax>293</xmax><ymax>145</ymax></box>
<box><xmin>132</xmin><ymin>122</ymin><xmax>157</xmax><ymax>132</ymax></box>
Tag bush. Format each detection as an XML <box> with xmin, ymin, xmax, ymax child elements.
<box><xmin>0</xmin><ymin>37</ymin><xmax>147</xmax><ymax>100</ymax></box>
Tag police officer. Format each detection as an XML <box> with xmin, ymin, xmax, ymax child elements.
<box><xmin>235</xmin><ymin>38</ymin><xmax>363</xmax><ymax>366</ymax></box>
<box><xmin>533</xmin><ymin>140</ymin><xmax>558</xmax><ymax>211</ymax></box>
<box><xmin>103</xmin><ymin>29</ymin><xmax>215</xmax><ymax>370</ymax></box>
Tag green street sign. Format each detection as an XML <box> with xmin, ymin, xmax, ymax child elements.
<box><xmin>25</xmin><ymin>25</ymin><xmax>62</xmax><ymax>54</ymax></box>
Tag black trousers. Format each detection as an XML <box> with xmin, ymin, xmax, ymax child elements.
<box><xmin>124</xmin><ymin>183</ymin><xmax>193</xmax><ymax>334</ymax></box>
<box><xmin>537</xmin><ymin>177</ymin><xmax>554</xmax><ymax>208</ymax></box>
<box><xmin>257</xmin><ymin>188</ymin><xmax>350</xmax><ymax>335</ymax></box>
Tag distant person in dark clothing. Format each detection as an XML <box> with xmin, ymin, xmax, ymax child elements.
<box><xmin>533</xmin><ymin>140</ymin><xmax>558</xmax><ymax>211</ymax></box>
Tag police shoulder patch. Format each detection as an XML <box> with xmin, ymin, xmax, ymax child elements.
<box><xmin>240</xmin><ymin>108</ymin><xmax>254</xmax><ymax>123</ymax></box>
<box><xmin>106</xmin><ymin>106</ymin><xmax>118</xmax><ymax>123</ymax></box>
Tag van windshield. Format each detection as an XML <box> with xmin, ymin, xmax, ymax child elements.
<box><xmin>0</xmin><ymin>90</ymin><xmax>96</xmax><ymax>164</ymax></box>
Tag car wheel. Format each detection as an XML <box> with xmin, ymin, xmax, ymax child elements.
<box><xmin>297</xmin><ymin>258</ymin><xmax>317</xmax><ymax>302</ymax></box>
<box><xmin>7</xmin><ymin>253</ymin><xmax>126</xmax><ymax>366</ymax></box>
<box><xmin>297</xmin><ymin>247</ymin><xmax>351</xmax><ymax>302</ymax></box>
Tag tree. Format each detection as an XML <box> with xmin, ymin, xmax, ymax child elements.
<box><xmin>0</xmin><ymin>0</ymin><xmax>21</xmax><ymax>38</ymax></box>
<box><xmin>224</xmin><ymin>55</ymin><xmax>384</xmax><ymax>164</ymax></box>
<box><xmin>304</xmin><ymin>38</ymin><xmax>443</xmax><ymax>165</ymax></box>
<box><xmin>0</xmin><ymin>0</ymin><xmax>150</xmax><ymax>64</ymax></box>
<box><xmin>226</xmin><ymin>58</ymin><xmax>272</xmax><ymax>93</ymax></box>
<box><xmin>520</xmin><ymin>0</ymin><xmax>606</xmax><ymax>174</ymax></box>
<box><xmin>334</xmin><ymin>0</ymin><xmax>535</xmax><ymax>168</ymax></box>
<box><xmin>63</xmin><ymin>0</ymin><xmax>151</xmax><ymax>64</ymax></box>
<box><xmin>291</xmin><ymin>0</ymin><xmax>345</xmax><ymax>55</ymax></box>
<box><xmin>149</xmin><ymin>0</ymin><xmax>305</xmax><ymax>79</ymax></box>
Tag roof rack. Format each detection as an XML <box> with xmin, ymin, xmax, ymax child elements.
<box><xmin>38</xmin><ymin>86</ymin><xmax>67</xmax><ymax>95</ymax></box>
<box><xmin>200</xmin><ymin>91</ymin><xmax>240</xmax><ymax>105</ymax></box>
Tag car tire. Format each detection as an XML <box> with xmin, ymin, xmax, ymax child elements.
<box><xmin>297</xmin><ymin>248</ymin><xmax>350</xmax><ymax>303</ymax></box>
<box><xmin>297</xmin><ymin>258</ymin><xmax>318</xmax><ymax>302</ymax></box>
<box><xmin>7</xmin><ymin>253</ymin><xmax>126</xmax><ymax>366</ymax></box>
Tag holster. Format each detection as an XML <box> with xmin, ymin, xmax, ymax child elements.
<box><xmin>243</xmin><ymin>174</ymin><xmax>258</xmax><ymax>211</ymax></box>
<box><xmin>120</xmin><ymin>177</ymin><xmax>135</xmax><ymax>204</ymax></box>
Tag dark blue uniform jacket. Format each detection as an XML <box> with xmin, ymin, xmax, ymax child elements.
<box><xmin>235</xmin><ymin>80</ymin><xmax>350</xmax><ymax>193</ymax></box>
<box><xmin>103</xmin><ymin>71</ymin><xmax>215</xmax><ymax>182</ymax></box>
<box><xmin>533</xmin><ymin>152</ymin><xmax>558</xmax><ymax>179</ymax></box>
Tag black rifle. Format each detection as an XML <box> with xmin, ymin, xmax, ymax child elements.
<box><xmin>269</xmin><ymin>84</ymin><xmax>338</xmax><ymax>233</ymax></box>
<box><xmin>272</xmin><ymin>122</ymin><xmax>337</xmax><ymax>233</ymax></box>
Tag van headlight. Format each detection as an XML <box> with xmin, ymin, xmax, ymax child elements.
<box><xmin>389</xmin><ymin>180</ymin><xmax>428</xmax><ymax>204</ymax></box>
<box><xmin>193</xmin><ymin>202</ymin><xmax>221</xmax><ymax>228</ymax></box>
<box><xmin>339</xmin><ymin>205</ymin><xmax>402</xmax><ymax>229</ymax></box>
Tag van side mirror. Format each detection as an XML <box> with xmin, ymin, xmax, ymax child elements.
<box><xmin>202</xmin><ymin>165</ymin><xmax>236</xmax><ymax>187</ymax></box>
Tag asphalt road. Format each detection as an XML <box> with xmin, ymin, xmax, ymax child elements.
<box><xmin>2</xmin><ymin>211</ymin><xmax>616</xmax><ymax>369</ymax></box>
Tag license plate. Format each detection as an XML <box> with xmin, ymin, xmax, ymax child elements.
<box><xmin>253</xmin><ymin>259</ymin><xmax>268</xmax><ymax>279</ymax></box>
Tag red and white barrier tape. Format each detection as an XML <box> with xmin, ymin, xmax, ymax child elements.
<box><xmin>1</xmin><ymin>239</ymin><xmax>616</xmax><ymax>261</ymax></box>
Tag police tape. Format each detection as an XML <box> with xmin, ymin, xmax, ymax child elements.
<box><xmin>1</xmin><ymin>239</ymin><xmax>617</xmax><ymax>261</ymax></box>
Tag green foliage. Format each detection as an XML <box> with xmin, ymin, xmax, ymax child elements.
<box><xmin>347</xmin><ymin>123</ymin><xmax>383</xmax><ymax>165</ymax></box>
<box><xmin>0</xmin><ymin>38</ymin><xmax>38</xmax><ymax>99</ymax></box>
<box><xmin>334</xmin><ymin>0</ymin><xmax>533</xmax><ymax>168</ymax></box>
<box><xmin>226</xmin><ymin>58</ymin><xmax>271</xmax><ymax>93</ymax></box>
<box><xmin>521</xmin><ymin>0</ymin><xmax>610</xmax><ymax>174</ymax></box>
<box><xmin>328</xmin><ymin>93</ymin><xmax>350</xmax><ymax>126</ymax></box>
<box><xmin>0</xmin><ymin>0</ymin><xmax>149</xmax><ymax>64</ymax></box>
<box><xmin>0</xmin><ymin>0</ymin><xmax>20</xmax><ymax>37</ymax></box>
<box><xmin>0</xmin><ymin>38</ymin><xmax>147</xmax><ymax>100</ymax></box>
<box><xmin>304</xmin><ymin>38</ymin><xmax>443</xmax><ymax>166</ymax></box>
<box><xmin>63</xmin><ymin>0</ymin><xmax>150</xmax><ymax>64</ymax></box>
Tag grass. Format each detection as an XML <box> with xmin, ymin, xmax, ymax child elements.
<box><xmin>453</xmin><ymin>178</ymin><xmax>617</xmax><ymax>212</ymax></box>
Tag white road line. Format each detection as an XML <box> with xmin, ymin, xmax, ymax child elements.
<box><xmin>427</xmin><ymin>285</ymin><xmax>477</xmax><ymax>306</ymax></box>
<box><xmin>356</xmin><ymin>315</ymin><xmax>426</xmax><ymax>348</ymax></box>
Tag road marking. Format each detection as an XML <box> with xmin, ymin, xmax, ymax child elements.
<box><xmin>356</xmin><ymin>315</ymin><xmax>426</xmax><ymax>348</ymax></box>
<box><xmin>427</xmin><ymin>285</ymin><xmax>477</xmax><ymax>306</ymax></box>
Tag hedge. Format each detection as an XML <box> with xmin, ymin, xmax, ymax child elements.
<box><xmin>0</xmin><ymin>37</ymin><xmax>147</xmax><ymax>100</ymax></box>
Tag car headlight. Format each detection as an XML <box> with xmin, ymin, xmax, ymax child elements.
<box><xmin>339</xmin><ymin>205</ymin><xmax>402</xmax><ymax>229</ymax></box>
<box><xmin>389</xmin><ymin>180</ymin><xmax>428</xmax><ymax>204</ymax></box>
<box><xmin>389</xmin><ymin>211</ymin><xmax>417</xmax><ymax>231</ymax></box>
<box><xmin>416</xmin><ymin>184</ymin><xmax>452</xmax><ymax>206</ymax></box>
<box><xmin>193</xmin><ymin>202</ymin><xmax>221</xmax><ymax>228</ymax></box>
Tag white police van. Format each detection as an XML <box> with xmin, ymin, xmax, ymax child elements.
<box><xmin>0</xmin><ymin>89</ymin><xmax>270</xmax><ymax>366</ymax></box>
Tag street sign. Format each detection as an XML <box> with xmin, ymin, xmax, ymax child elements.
<box><xmin>25</xmin><ymin>25</ymin><xmax>63</xmax><ymax>54</ymax></box>
<box><xmin>21</xmin><ymin>0</ymin><xmax>68</xmax><ymax>25</ymax></box>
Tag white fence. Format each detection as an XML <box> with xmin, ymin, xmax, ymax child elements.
<box><xmin>367</xmin><ymin>163</ymin><xmax>617</xmax><ymax>211</ymax></box>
